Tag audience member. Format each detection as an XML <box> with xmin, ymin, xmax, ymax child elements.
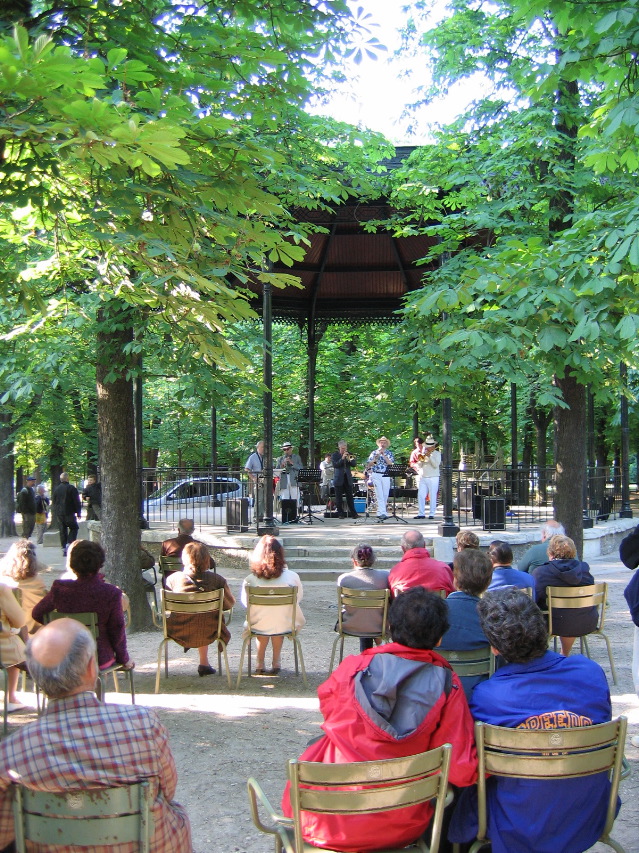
<box><xmin>281</xmin><ymin>587</ymin><xmax>477</xmax><ymax>852</ymax></box>
<box><xmin>0</xmin><ymin>619</ymin><xmax>191</xmax><ymax>851</ymax></box>
<box><xmin>518</xmin><ymin>519</ymin><xmax>565</xmax><ymax>574</ymax></box>
<box><xmin>0</xmin><ymin>582</ymin><xmax>27</xmax><ymax>711</ymax></box>
<box><xmin>0</xmin><ymin>539</ymin><xmax>47</xmax><ymax>634</ymax></box>
<box><xmin>389</xmin><ymin>529</ymin><xmax>454</xmax><ymax>597</ymax></box>
<box><xmin>533</xmin><ymin>534</ymin><xmax>597</xmax><ymax>656</ymax></box>
<box><xmin>439</xmin><ymin>549</ymin><xmax>493</xmax><ymax>698</ymax></box>
<box><xmin>456</xmin><ymin>529</ymin><xmax>480</xmax><ymax>551</ymax></box>
<box><xmin>165</xmin><ymin>541</ymin><xmax>235</xmax><ymax>677</ymax></box>
<box><xmin>486</xmin><ymin>541</ymin><xmax>534</xmax><ymax>595</ymax></box>
<box><xmin>161</xmin><ymin>518</ymin><xmax>215</xmax><ymax>576</ymax></box>
<box><xmin>336</xmin><ymin>543</ymin><xmax>389</xmax><ymax>651</ymax></box>
<box><xmin>450</xmin><ymin>589</ymin><xmax>614</xmax><ymax>853</ymax></box>
<box><xmin>241</xmin><ymin>535</ymin><xmax>305</xmax><ymax>675</ymax></box>
<box><xmin>33</xmin><ymin>540</ymin><xmax>133</xmax><ymax>671</ymax></box>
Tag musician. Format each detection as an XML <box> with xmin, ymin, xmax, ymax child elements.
<box><xmin>276</xmin><ymin>441</ymin><xmax>303</xmax><ymax>503</ymax></box>
<box><xmin>244</xmin><ymin>440</ymin><xmax>265</xmax><ymax>519</ymax></box>
<box><xmin>331</xmin><ymin>440</ymin><xmax>359</xmax><ymax>519</ymax></box>
<box><xmin>365</xmin><ymin>436</ymin><xmax>395</xmax><ymax>521</ymax></box>
<box><xmin>410</xmin><ymin>435</ymin><xmax>441</xmax><ymax>519</ymax></box>
<box><xmin>319</xmin><ymin>453</ymin><xmax>334</xmax><ymax>504</ymax></box>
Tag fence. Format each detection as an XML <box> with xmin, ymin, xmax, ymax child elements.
<box><xmin>452</xmin><ymin>466</ymin><xmax>621</xmax><ymax>531</ymax></box>
<box><xmin>140</xmin><ymin>467</ymin><xmax>248</xmax><ymax>526</ymax></box>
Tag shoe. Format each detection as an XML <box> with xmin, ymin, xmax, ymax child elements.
<box><xmin>337</xmin><ymin>513</ymin><xmax>346</xmax><ymax>518</ymax></box>
<box><xmin>254</xmin><ymin>667</ymin><xmax>266</xmax><ymax>675</ymax></box>
<box><xmin>62</xmin><ymin>548</ymin><xmax>67</xmax><ymax>557</ymax></box>
<box><xmin>377</xmin><ymin>513</ymin><xmax>388</xmax><ymax>520</ymax></box>
<box><xmin>428</xmin><ymin>515</ymin><xmax>435</xmax><ymax>519</ymax></box>
<box><xmin>350</xmin><ymin>513</ymin><xmax>360</xmax><ymax>519</ymax></box>
<box><xmin>270</xmin><ymin>667</ymin><xmax>281</xmax><ymax>676</ymax></box>
<box><xmin>414</xmin><ymin>515</ymin><xmax>425</xmax><ymax>519</ymax></box>
<box><xmin>6</xmin><ymin>703</ymin><xmax>25</xmax><ymax>713</ymax></box>
<box><xmin>631</xmin><ymin>735</ymin><xmax>639</xmax><ymax>747</ymax></box>
<box><xmin>197</xmin><ymin>665</ymin><xmax>216</xmax><ymax>677</ymax></box>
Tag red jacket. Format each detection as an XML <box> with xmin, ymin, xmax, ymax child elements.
<box><xmin>389</xmin><ymin>547</ymin><xmax>455</xmax><ymax>596</ymax></box>
<box><xmin>282</xmin><ymin>643</ymin><xmax>477</xmax><ymax>852</ymax></box>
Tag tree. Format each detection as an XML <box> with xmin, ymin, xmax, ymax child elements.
<box><xmin>388</xmin><ymin>0</ymin><xmax>639</xmax><ymax>553</ymax></box>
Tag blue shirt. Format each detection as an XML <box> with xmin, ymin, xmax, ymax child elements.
<box><xmin>366</xmin><ymin>448</ymin><xmax>395</xmax><ymax>474</ymax></box>
<box><xmin>439</xmin><ymin>590</ymin><xmax>489</xmax><ymax>699</ymax></box>
<box><xmin>488</xmin><ymin>566</ymin><xmax>535</xmax><ymax>597</ymax></box>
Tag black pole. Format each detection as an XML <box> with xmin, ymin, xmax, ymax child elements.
<box><xmin>210</xmin><ymin>406</ymin><xmax>217</xmax><ymax>471</ymax></box>
<box><xmin>582</xmin><ymin>388</ymin><xmax>595</xmax><ymax>528</ymax></box>
<box><xmin>620</xmin><ymin>362</ymin><xmax>633</xmax><ymax>517</ymax></box>
<box><xmin>133</xmin><ymin>363</ymin><xmax>148</xmax><ymax>528</ymax></box>
<box><xmin>510</xmin><ymin>382</ymin><xmax>518</xmax><ymax>504</ymax></box>
<box><xmin>438</xmin><ymin>396</ymin><xmax>459</xmax><ymax>537</ymax></box>
<box><xmin>259</xmin><ymin>280</ymin><xmax>278</xmax><ymax>534</ymax></box>
<box><xmin>412</xmin><ymin>403</ymin><xmax>419</xmax><ymax>440</ymax></box>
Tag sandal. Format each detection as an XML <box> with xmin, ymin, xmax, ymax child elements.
<box><xmin>255</xmin><ymin>667</ymin><xmax>266</xmax><ymax>675</ymax></box>
<box><xmin>270</xmin><ymin>667</ymin><xmax>281</xmax><ymax>676</ymax></box>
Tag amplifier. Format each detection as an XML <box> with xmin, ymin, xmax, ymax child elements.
<box><xmin>226</xmin><ymin>497</ymin><xmax>250</xmax><ymax>533</ymax></box>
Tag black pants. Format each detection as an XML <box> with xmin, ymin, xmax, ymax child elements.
<box><xmin>58</xmin><ymin>513</ymin><xmax>79</xmax><ymax>551</ymax></box>
<box><xmin>335</xmin><ymin>477</ymin><xmax>356</xmax><ymax>516</ymax></box>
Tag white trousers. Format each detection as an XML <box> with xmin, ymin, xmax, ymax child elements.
<box><xmin>371</xmin><ymin>472</ymin><xmax>391</xmax><ymax>516</ymax></box>
<box><xmin>279</xmin><ymin>484</ymin><xmax>299</xmax><ymax>501</ymax></box>
<box><xmin>418</xmin><ymin>476</ymin><xmax>439</xmax><ymax>516</ymax></box>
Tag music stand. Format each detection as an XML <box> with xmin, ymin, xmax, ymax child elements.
<box><xmin>379</xmin><ymin>464</ymin><xmax>409</xmax><ymax>524</ymax></box>
<box><xmin>297</xmin><ymin>469</ymin><xmax>324</xmax><ymax>524</ymax></box>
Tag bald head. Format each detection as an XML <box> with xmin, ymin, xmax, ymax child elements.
<box><xmin>178</xmin><ymin>518</ymin><xmax>195</xmax><ymax>536</ymax></box>
<box><xmin>60</xmin><ymin>472</ymin><xmax>69</xmax><ymax>483</ymax></box>
<box><xmin>541</xmin><ymin>519</ymin><xmax>565</xmax><ymax>541</ymax></box>
<box><xmin>27</xmin><ymin>619</ymin><xmax>96</xmax><ymax>698</ymax></box>
<box><xmin>401</xmin><ymin>529</ymin><xmax>426</xmax><ymax>552</ymax></box>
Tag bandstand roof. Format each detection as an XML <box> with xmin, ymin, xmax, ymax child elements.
<box><xmin>248</xmin><ymin>146</ymin><xmax>438</xmax><ymax>326</ymax></box>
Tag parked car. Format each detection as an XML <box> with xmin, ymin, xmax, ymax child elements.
<box><xmin>145</xmin><ymin>477</ymin><xmax>243</xmax><ymax>509</ymax></box>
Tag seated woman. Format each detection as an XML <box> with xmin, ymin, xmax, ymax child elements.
<box><xmin>241</xmin><ymin>535</ymin><xmax>305</xmax><ymax>675</ymax></box>
<box><xmin>439</xmin><ymin>548</ymin><xmax>493</xmax><ymax>698</ymax></box>
<box><xmin>0</xmin><ymin>539</ymin><xmax>48</xmax><ymax>634</ymax></box>
<box><xmin>336</xmin><ymin>543</ymin><xmax>389</xmax><ymax>651</ymax></box>
<box><xmin>165</xmin><ymin>541</ymin><xmax>235</xmax><ymax>677</ymax></box>
<box><xmin>487</xmin><ymin>541</ymin><xmax>535</xmax><ymax>595</ymax></box>
<box><xmin>33</xmin><ymin>540</ymin><xmax>133</xmax><ymax>671</ymax></box>
<box><xmin>0</xmin><ymin>582</ymin><xmax>27</xmax><ymax>711</ymax></box>
<box><xmin>533</xmin><ymin>533</ymin><xmax>597</xmax><ymax>656</ymax></box>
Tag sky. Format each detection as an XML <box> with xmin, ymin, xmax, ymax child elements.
<box><xmin>308</xmin><ymin>0</ymin><xmax>486</xmax><ymax>144</ymax></box>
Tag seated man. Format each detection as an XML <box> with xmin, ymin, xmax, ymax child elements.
<box><xmin>161</xmin><ymin>518</ymin><xmax>215</xmax><ymax>574</ymax></box>
<box><xmin>518</xmin><ymin>519</ymin><xmax>565</xmax><ymax>574</ymax></box>
<box><xmin>0</xmin><ymin>618</ymin><xmax>191</xmax><ymax>852</ymax></box>
<box><xmin>282</xmin><ymin>587</ymin><xmax>477</xmax><ymax>852</ymax></box>
<box><xmin>450</xmin><ymin>589</ymin><xmax>614</xmax><ymax>853</ymax></box>
<box><xmin>389</xmin><ymin>529</ymin><xmax>454</xmax><ymax>596</ymax></box>
<box><xmin>439</xmin><ymin>548</ymin><xmax>493</xmax><ymax>698</ymax></box>
<box><xmin>486</xmin><ymin>540</ymin><xmax>534</xmax><ymax>595</ymax></box>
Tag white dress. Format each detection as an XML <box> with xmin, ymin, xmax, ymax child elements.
<box><xmin>241</xmin><ymin>566</ymin><xmax>305</xmax><ymax>635</ymax></box>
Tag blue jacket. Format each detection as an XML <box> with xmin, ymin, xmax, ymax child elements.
<box><xmin>439</xmin><ymin>591</ymin><xmax>489</xmax><ymax>699</ymax></box>
<box><xmin>624</xmin><ymin>570</ymin><xmax>639</xmax><ymax>627</ymax></box>
<box><xmin>487</xmin><ymin>566</ymin><xmax>534</xmax><ymax>596</ymax></box>
<box><xmin>450</xmin><ymin>651</ymin><xmax>613</xmax><ymax>853</ymax></box>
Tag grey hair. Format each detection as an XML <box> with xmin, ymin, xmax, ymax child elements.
<box><xmin>541</xmin><ymin>520</ymin><xmax>565</xmax><ymax>539</ymax></box>
<box><xmin>401</xmin><ymin>529</ymin><xmax>425</xmax><ymax>551</ymax></box>
<box><xmin>337</xmin><ymin>439</ymin><xmax>347</xmax><ymax>447</ymax></box>
<box><xmin>26</xmin><ymin>629</ymin><xmax>96</xmax><ymax>699</ymax></box>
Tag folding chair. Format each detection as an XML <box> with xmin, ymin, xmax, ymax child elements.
<box><xmin>329</xmin><ymin>586</ymin><xmax>390</xmax><ymax>673</ymax></box>
<box><xmin>437</xmin><ymin>646</ymin><xmax>495</xmax><ymax>679</ymax></box>
<box><xmin>155</xmin><ymin>588</ymin><xmax>231</xmax><ymax>691</ymax></box>
<box><xmin>12</xmin><ymin>780</ymin><xmax>152</xmax><ymax>852</ymax></box>
<box><xmin>248</xmin><ymin>744</ymin><xmax>452</xmax><ymax>853</ymax></box>
<box><xmin>237</xmin><ymin>586</ymin><xmax>306</xmax><ymax>688</ymax></box>
<box><xmin>458</xmin><ymin>716</ymin><xmax>627</xmax><ymax>853</ymax></box>
<box><xmin>547</xmin><ymin>582</ymin><xmax>617</xmax><ymax>684</ymax></box>
<box><xmin>158</xmin><ymin>555</ymin><xmax>182</xmax><ymax>588</ymax></box>
<box><xmin>42</xmin><ymin>611</ymin><xmax>135</xmax><ymax>704</ymax></box>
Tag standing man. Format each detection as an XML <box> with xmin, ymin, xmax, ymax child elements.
<box><xmin>0</xmin><ymin>618</ymin><xmax>191</xmax><ymax>851</ymax></box>
<box><xmin>34</xmin><ymin>483</ymin><xmax>50</xmax><ymax>545</ymax></box>
<box><xmin>365</xmin><ymin>436</ymin><xmax>395</xmax><ymax>521</ymax></box>
<box><xmin>52</xmin><ymin>472</ymin><xmax>82</xmax><ymax>557</ymax></box>
<box><xmin>319</xmin><ymin>452</ymin><xmax>334</xmax><ymax>504</ymax></box>
<box><xmin>244</xmin><ymin>440</ymin><xmax>264</xmax><ymax>520</ymax></box>
<box><xmin>276</xmin><ymin>441</ymin><xmax>302</xmax><ymax>503</ymax></box>
<box><xmin>412</xmin><ymin>435</ymin><xmax>441</xmax><ymax>519</ymax></box>
<box><xmin>331</xmin><ymin>440</ymin><xmax>359</xmax><ymax>519</ymax></box>
<box><xmin>16</xmin><ymin>475</ymin><xmax>37</xmax><ymax>539</ymax></box>
<box><xmin>82</xmin><ymin>474</ymin><xmax>102</xmax><ymax>521</ymax></box>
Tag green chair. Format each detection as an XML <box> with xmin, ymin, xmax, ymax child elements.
<box><xmin>158</xmin><ymin>555</ymin><xmax>182</xmax><ymax>587</ymax></box>
<box><xmin>547</xmin><ymin>582</ymin><xmax>617</xmax><ymax>684</ymax></box>
<box><xmin>155</xmin><ymin>588</ymin><xmax>231</xmax><ymax>691</ymax></box>
<box><xmin>12</xmin><ymin>780</ymin><xmax>152</xmax><ymax>852</ymax></box>
<box><xmin>328</xmin><ymin>586</ymin><xmax>390</xmax><ymax>674</ymax></box>
<box><xmin>248</xmin><ymin>744</ymin><xmax>452</xmax><ymax>853</ymax></box>
<box><xmin>457</xmin><ymin>716</ymin><xmax>627</xmax><ymax>853</ymax></box>
<box><xmin>0</xmin><ymin>655</ymin><xmax>9</xmax><ymax>736</ymax></box>
<box><xmin>42</xmin><ymin>611</ymin><xmax>135</xmax><ymax>704</ymax></box>
<box><xmin>437</xmin><ymin>646</ymin><xmax>495</xmax><ymax>679</ymax></box>
<box><xmin>236</xmin><ymin>586</ymin><xmax>306</xmax><ymax>688</ymax></box>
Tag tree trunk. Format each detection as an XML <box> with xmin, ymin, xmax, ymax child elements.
<box><xmin>0</xmin><ymin>411</ymin><xmax>17</xmax><ymax>537</ymax></box>
<box><xmin>96</xmin><ymin>303</ymin><xmax>151</xmax><ymax>631</ymax></box>
<box><xmin>553</xmin><ymin>368</ymin><xmax>586</xmax><ymax>557</ymax></box>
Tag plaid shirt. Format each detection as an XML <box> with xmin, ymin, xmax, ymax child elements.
<box><xmin>0</xmin><ymin>692</ymin><xmax>191</xmax><ymax>852</ymax></box>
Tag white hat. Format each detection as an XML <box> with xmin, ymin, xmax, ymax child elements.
<box><xmin>281</xmin><ymin>441</ymin><xmax>292</xmax><ymax>448</ymax></box>
<box><xmin>425</xmin><ymin>436</ymin><xmax>438</xmax><ymax>446</ymax></box>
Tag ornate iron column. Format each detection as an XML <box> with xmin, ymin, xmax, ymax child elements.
<box><xmin>259</xmin><ymin>279</ymin><xmax>278</xmax><ymax>535</ymax></box>
<box><xmin>620</xmin><ymin>362</ymin><xmax>633</xmax><ymax>518</ymax></box>
<box><xmin>438</xmin><ymin>397</ymin><xmax>459</xmax><ymax>537</ymax></box>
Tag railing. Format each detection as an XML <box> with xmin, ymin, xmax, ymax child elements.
<box><xmin>140</xmin><ymin>467</ymin><xmax>248</xmax><ymax>527</ymax></box>
<box><xmin>452</xmin><ymin>466</ymin><xmax>621</xmax><ymax>531</ymax></box>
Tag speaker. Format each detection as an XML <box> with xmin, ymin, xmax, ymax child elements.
<box><xmin>226</xmin><ymin>497</ymin><xmax>249</xmax><ymax>533</ymax></box>
<box><xmin>281</xmin><ymin>499</ymin><xmax>298</xmax><ymax>523</ymax></box>
<box><xmin>482</xmin><ymin>496</ymin><xmax>506</xmax><ymax>531</ymax></box>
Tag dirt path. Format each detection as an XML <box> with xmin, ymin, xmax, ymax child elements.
<box><xmin>3</xmin><ymin>542</ymin><xmax>639</xmax><ymax>852</ymax></box>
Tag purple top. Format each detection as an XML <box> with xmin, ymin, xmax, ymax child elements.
<box><xmin>32</xmin><ymin>575</ymin><xmax>129</xmax><ymax>668</ymax></box>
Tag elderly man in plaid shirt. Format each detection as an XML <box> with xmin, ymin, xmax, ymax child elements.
<box><xmin>0</xmin><ymin>619</ymin><xmax>191</xmax><ymax>853</ymax></box>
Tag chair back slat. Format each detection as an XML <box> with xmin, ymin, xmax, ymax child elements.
<box><xmin>162</xmin><ymin>589</ymin><xmax>224</xmax><ymax>615</ymax></box>
<box><xmin>297</xmin><ymin>773</ymin><xmax>443</xmax><ymax>814</ymax></box>
<box><xmin>437</xmin><ymin>646</ymin><xmax>494</xmax><ymax>678</ymax></box>
<box><xmin>297</xmin><ymin>750</ymin><xmax>444</xmax><ymax>786</ymax></box>
<box><xmin>43</xmin><ymin>611</ymin><xmax>99</xmax><ymax>638</ymax></box>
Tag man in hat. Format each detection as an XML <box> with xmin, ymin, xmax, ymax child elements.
<box><xmin>276</xmin><ymin>442</ymin><xmax>303</xmax><ymax>519</ymax></box>
<box><xmin>412</xmin><ymin>435</ymin><xmax>441</xmax><ymax>519</ymax></box>
<box><xmin>365</xmin><ymin>437</ymin><xmax>395</xmax><ymax>521</ymax></box>
<box><xmin>16</xmin><ymin>475</ymin><xmax>38</xmax><ymax>539</ymax></box>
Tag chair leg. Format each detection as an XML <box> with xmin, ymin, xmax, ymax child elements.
<box><xmin>295</xmin><ymin>639</ymin><xmax>307</xmax><ymax>686</ymax></box>
<box><xmin>96</xmin><ymin>673</ymin><xmax>105</xmax><ymax>703</ymax></box>
<box><xmin>2</xmin><ymin>669</ymin><xmax>8</xmax><ymax>736</ymax></box>
<box><xmin>599</xmin><ymin>631</ymin><xmax>618</xmax><ymax>685</ymax></box>
<box><xmin>112</xmin><ymin>670</ymin><xmax>120</xmax><ymax>693</ymax></box>
<box><xmin>127</xmin><ymin>668</ymin><xmax>135</xmax><ymax>704</ymax></box>
<box><xmin>292</xmin><ymin>636</ymin><xmax>299</xmax><ymax>676</ymax></box>
<box><xmin>219</xmin><ymin>641</ymin><xmax>232</xmax><ymax>688</ymax></box>
<box><xmin>328</xmin><ymin>634</ymin><xmax>341</xmax><ymax>674</ymax></box>
<box><xmin>339</xmin><ymin>636</ymin><xmax>345</xmax><ymax>665</ymax></box>
<box><xmin>155</xmin><ymin>638</ymin><xmax>170</xmax><ymax>694</ymax></box>
<box><xmin>236</xmin><ymin>637</ymin><xmax>250</xmax><ymax>689</ymax></box>
<box><xmin>582</xmin><ymin>635</ymin><xmax>591</xmax><ymax>658</ymax></box>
